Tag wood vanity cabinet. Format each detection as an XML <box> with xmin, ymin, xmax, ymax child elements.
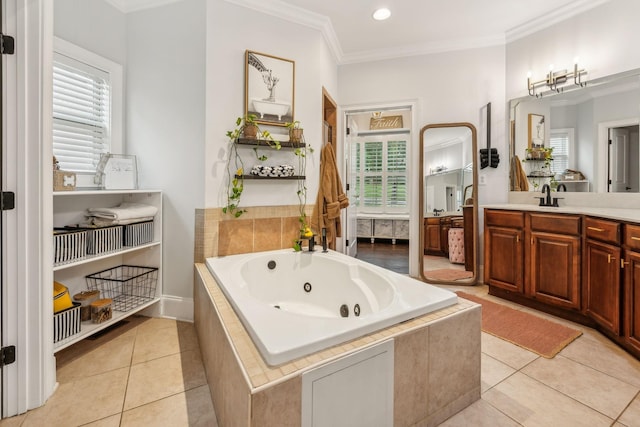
<box><xmin>584</xmin><ymin>217</ymin><xmax>622</xmax><ymax>334</ymax></box>
<box><xmin>529</xmin><ymin>213</ymin><xmax>582</xmax><ymax>310</ymax></box>
<box><xmin>624</xmin><ymin>225</ymin><xmax>640</xmax><ymax>351</ymax></box>
<box><xmin>424</xmin><ymin>218</ymin><xmax>441</xmax><ymax>254</ymax></box>
<box><xmin>484</xmin><ymin>210</ymin><xmax>525</xmax><ymax>293</ymax></box>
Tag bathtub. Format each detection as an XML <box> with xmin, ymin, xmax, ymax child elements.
<box><xmin>206</xmin><ymin>249</ymin><xmax>457</xmax><ymax>366</ymax></box>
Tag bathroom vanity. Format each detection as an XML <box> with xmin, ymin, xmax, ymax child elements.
<box><xmin>484</xmin><ymin>204</ymin><xmax>640</xmax><ymax>359</ymax></box>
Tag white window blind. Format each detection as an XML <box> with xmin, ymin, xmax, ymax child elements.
<box><xmin>549</xmin><ymin>129</ymin><xmax>574</xmax><ymax>174</ymax></box>
<box><xmin>355</xmin><ymin>136</ymin><xmax>409</xmax><ymax>213</ymax></box>
<box><xmin>52</xmin><ymin>38</ymin><xmax>123</xmax><ymax>187</ymax></box>
<box><xmin>53</xmin><ymin>56</ymin><xmax>111</xmax><ymax>173</ymax></box>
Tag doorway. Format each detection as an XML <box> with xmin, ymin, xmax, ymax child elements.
<box><xmin>609</xmin><ymin>125</ymin><xmax>640</xmax><ymax>192</ymax></box>
<box><xmin>343</xmin><ymin>105</ymin><xmax>413</xmax><ymax>274</ymax></box>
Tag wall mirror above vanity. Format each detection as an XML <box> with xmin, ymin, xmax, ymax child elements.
<box><xmin>510</xmin><ymin>68</ymin><xmax>640</xmax><ymax>194</ymax></box>
<box><xmin>420</xmin><ymin>123</ymin><xmax>478</xmax><ymax>285</ymax></box>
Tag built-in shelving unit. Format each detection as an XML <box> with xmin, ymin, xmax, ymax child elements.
<box><xmin>236</xmin><ymin>174</ymin><xmax>305</xmax><ymax>180</ymax></box>
<box><xmin>52</xmin><ymin>189</ymin><xmax>162</xmax><ymax>352</ymax></box>
<box><xmin>235</xmin><ymin>137</ymin><xmax>306</xmax><ymax>148</ymax></box>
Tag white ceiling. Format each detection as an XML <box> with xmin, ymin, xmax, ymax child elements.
<box><xmin>111</xmin><ymin>0</ymin><xmax>610</xmax><ymax>64</ymax></box>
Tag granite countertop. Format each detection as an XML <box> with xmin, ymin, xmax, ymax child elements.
<box><xmin>483</xmin><ymin>203</ymin><xmax>640</xmax><ymax>223</ymax></box>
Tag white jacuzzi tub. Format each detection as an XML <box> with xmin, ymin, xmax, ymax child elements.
<box><xmin>206</xmin><ymin>249</ymin><xmax>457</xmax><ymax>366</ymax></box>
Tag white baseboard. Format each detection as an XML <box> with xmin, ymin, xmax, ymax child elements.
<box><xmin>141</xmin><ymin>295</ymin><xmax>194</xmax><ymax>322</ymax></box>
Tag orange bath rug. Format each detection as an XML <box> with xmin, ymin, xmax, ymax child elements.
<box><xmin>456</xmin><ymin>291</ymin><xmax>583</xmax><ymax>358</ymax></box>
<box><xmin>424</xmin><ymin>269</ymin><xmax>474</xmax><ymax>282</ymax></box>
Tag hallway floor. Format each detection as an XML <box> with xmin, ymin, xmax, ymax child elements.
<box><xmin>2</xmin><ymin>291</ymin><xmax>640</xmax><ymax>426</ymax></box>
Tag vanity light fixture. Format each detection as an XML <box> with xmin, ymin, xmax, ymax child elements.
<box><xmin>527</xmin><ymin>60</ymin><xmax>587</xmax><ymax>97</ymax></box>
<box><xmin>373</xmin><ymin>7</ymin><xmax>391</xmax><ymax>21</ymax></box>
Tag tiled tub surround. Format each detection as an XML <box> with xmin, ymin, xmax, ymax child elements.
<box><xmin>206</xmin><ymin>249</ymin><xmax>458</xmax><ymax>366</ymax></box>
<box><xmin>194</xmin><ymin>205</ymin><xmax>314</xmax><ymax>263</ymax></box>
<box><xmin>194</xmin><ymin>263</ymin><xmax>481</xmax><ymax>426</ymax></box>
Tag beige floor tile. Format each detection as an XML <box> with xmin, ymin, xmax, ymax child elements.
<box><xmin>560</xmin><ymin>334</ymin><xmax>640</xmax><ymax>388</ymax></box>
<box><xmin>0</xmin><ymin>413</ymin><xmax>27</xmax><ymax>427</ymax></box>
<box><xmin>80</xmin><ymin>413</ymin><xmax>121</xmax><ymax>426</ymax></box>
<box><xmin>481</xmin><ymin>332</ymin><xmax>539</xmax><ymax>370</ymax></box>
<box><xmin>131</xmin><ymin>320</ymin><xmax>199</xmax><ymax>364</ymax></box>
<box><xmin>438</xmin><ymin>399</ymin><xmax>522</xmax><ymax>427</ymax></box>
<box><xmin>618</xmin><ymin>393</ymin><xmax>640</xmax><ymax>427</ymax></box>
<box><xmin>56</xmin><ymin>333</ymin><xmax>136</xmax><ymax>383</ymax></box>
<box><xmin>120</xmin><ymin>385</ymin><xmax>217</xmax><ymax>427</ymax></box>
<box><xmin>521</xmin><ymin>355</ymin><xmax>639</xmax><ymax>419</ymax></box>
<box><xmin>22</xmin><ymin>367</ymin><xmax>129</xmax><ymax>427</ymax></box>
<box><xmin>124</xmin><ymin>349</ymin><xmax>207</xmax><ymax>410</ymax></box>
<box><xmin>483</xmin><ymin>372</ymin><xmax>613</xmax><ymax>426</ymax></box>
<box><xmin>134</xmin><ymin>316</ymin><xmax>183</xmax><ymax>334</ymax></box>
<box><xmin>481</xmin><ymin>353</ymin><xmax>516</xmax><ymax>393</ymax></box>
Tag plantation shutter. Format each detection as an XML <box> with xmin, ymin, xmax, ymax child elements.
<box><xmin>387</xmin><ymin>140</ymin><xmax>407</xmax><ymax>207</ymax></box>
<box><xmin>53</xmin><ymin>54</ymin><xmax>111</xmax><ymax>173</ymax></box>
<box><xmin>363</xmin><ymin>141</ymin><xmax>384</xmax><ymax>207</ymax></box>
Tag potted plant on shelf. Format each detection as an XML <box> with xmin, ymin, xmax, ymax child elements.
<box><xmin>286</xmin><ymin>120</ymin><xmax>304</xmax><ymax>144</ymax></box>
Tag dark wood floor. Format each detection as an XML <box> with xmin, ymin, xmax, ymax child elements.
<box><xmin>355</xmin><ymin>239</ymin><xmax>409</xmax><ymax>274</ymax></box>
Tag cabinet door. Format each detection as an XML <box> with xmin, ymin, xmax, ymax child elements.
<box><xmin>440</xmin><ymin>224</ymin><xmax>451</xmax><ymax>254</ymax></box>
<box><xmin>585</xmin><ymin>239</ymin><xmax>622</xmax><ymax>334</ymax></box>
<box><xmin>424</xmin><ymin>219</ymin><xmax>441</xmax><ymax>253</ymax></box>
<box><xmin>485</xmin><ymin>226</ymin><xmax>524</xmax><ymax>293</ymax></box>
<box><xmin>530</xmin><ymin>232</ymin><xmax>581</xmax><ymax>309</ymax></box>
<box><xmin>624</xmin><ymin>251</ymin><xmax>640</xmax><ymax>351</ymax></box>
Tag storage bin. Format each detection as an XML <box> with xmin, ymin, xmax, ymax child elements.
<box><xmin>86</xmin><ymin>225</ymin><xmax>123</xmax><ymax>255</ymax></box>
<box><xmin>53</xmin><ymin>302</ymin><xmax>81</xmax><ymax>343</ymax></box>
<box><xmin>123</xmin><ymin>220</ymin><xmax>154</xmax><ymax>247</ymax></box>
<box><xmin>53</xmin><ymin>228</ymin><xmax>87</xmax><ymax>265</ymax></box>
<box><xmin>85</xmin><ymin>265</ymin><xmax>158</xmax><ymax>312</ymax></box>
<box><xmin>53</xmin><ymin>170</ymin><xmax>76</xmax><ymax>191</ymax></box>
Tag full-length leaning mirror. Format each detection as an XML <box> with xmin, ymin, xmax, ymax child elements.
<box><xmin>420</xmin><ymin>123</ymin><xmax>478</xmax><ymax>284</ymax></box>
<box><xmin>510</xmin><ymin>68</ymin><xmax>640</xmax><ymax>194</ymax></box>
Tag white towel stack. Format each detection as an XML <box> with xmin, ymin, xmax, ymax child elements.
<box><xmin>86</xmin><ymin>202</ymin><xmax>158</xmax><ymax>227</ymax></box>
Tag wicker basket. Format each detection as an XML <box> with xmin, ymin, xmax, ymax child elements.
<box><xmin>86</xmin><ymin>265</ymin><xmax>158</xmax><ymax>312</ymax></box>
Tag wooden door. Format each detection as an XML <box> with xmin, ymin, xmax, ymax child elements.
<box><xmin>624</xmin><ymin>250</ymin><xmax>640</xmax><ymax>352</ymax></box>
<box><xmin>530</xmin><ymin>231</ymin><xmax>581</xmax><ymax>309</ymax></box>
<box><xmin>585</xmin><ymin>239</ymin><xmax>622</xmax><ymax>334</ymax></box>
<box><xmin>485</xmin><ymin>226</ymin><xmax>524</xmax><ymax>293</ymax></box>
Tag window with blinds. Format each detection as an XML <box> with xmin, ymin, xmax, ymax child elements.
<box><xmin>355</xmin><ymin>136</ymin><xmax>408</xmax><ymax>213</ymax></box>
<box><xmin>549</xmin><ymin>129</ymin><xmax>574</xmax><ymax>174</ymax></box>
<box><xmin>52</xmin><ymin>38</ymin><xmax>123</xmax><ymax>187</ymax></box>
<box><xmin>53</xmin><ymin>55</ymin><xmax>111</xmax><ymax>173</ymax></box>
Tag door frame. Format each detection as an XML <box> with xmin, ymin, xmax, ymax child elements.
<box><xmin>597</xmin><ymin>118</ymin><xmax>640</xmax><ymax>193</ymax></box>
<box><xmin>341</xmin><ymin>99</ymin><xmax>419</xmax><ymax>276</ymax></box>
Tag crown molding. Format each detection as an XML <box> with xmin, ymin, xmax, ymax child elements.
<box><xmin>340</xmin><ymin>34</ymin><xmax>506</xmax><ymax>65</ymax></box>
<box><xmin>223</xmin><ymin>0</ymin><xmax>343</xmax><ymax>63</ymax></box>
<box><xmin>506</xmin><ymin>0</ymin><xmax>611</xmax><ymax>43</ymax></box>
<box><xmin>104</xmin><ymin>0</ymin><xmax>184</xmax><ymax>13</ymax></box>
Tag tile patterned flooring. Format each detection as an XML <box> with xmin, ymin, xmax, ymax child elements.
<box><xmin>2</xmin><ymin>288</ymin><xmax>640</xmax><ymax>425</ymax></box>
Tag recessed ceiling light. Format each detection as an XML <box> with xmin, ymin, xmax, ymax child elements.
<box><xmin>373</xmin><ymin>8</ymin><xmax>391</xmax><ymax>21</ymax></box>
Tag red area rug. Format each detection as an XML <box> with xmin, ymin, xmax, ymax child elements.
<box><xmin>457</xmin><ymin>291</ymin><xmax>583</xmax><ymax>358</ymax></box>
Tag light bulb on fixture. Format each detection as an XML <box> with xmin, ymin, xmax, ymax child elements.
<box><xmin>373</xmin><ymin>8</ymin><xmax>391</xmax><ymax>21</ymax></box>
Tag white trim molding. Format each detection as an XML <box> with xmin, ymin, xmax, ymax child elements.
<box><xmin>142</xmin><ymin>296</ymin><xmax>194</xmax><ymax>322</ymax></box>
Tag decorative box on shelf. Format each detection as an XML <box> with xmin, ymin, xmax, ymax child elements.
<box><xmin>53</xmin><ymin>170</ymin><xmax>76</xmax><ymax>191</ymax></box>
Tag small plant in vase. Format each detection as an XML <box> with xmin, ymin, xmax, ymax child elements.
<box><xmin>286</xmin><ymin>120</ymin><xmax>304</xmax><ymax>144</ymax></box>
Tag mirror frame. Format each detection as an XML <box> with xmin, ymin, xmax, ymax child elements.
<box><xmin>419</xmin><ymin>122</ymin><xmax>478</xmax><ymax>285</ymax></box>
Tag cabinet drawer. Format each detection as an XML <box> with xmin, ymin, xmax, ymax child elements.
<box><xmin>485</xmin><ymin>210</ymin><xmax>524</xmax><ymax>228</ymax></box>
<box><xmin>624</xmin><ymin>224</ymin><xmax>640</xmax><ymax>250</ymax></box>
<box><xmin>585</xmin><ymin>217</ymin><xmax>620</xmax><ymax>244</ymax></box>
<box><xmin>529</xmin><ymin>213</ymin><xmax>581</xmax><ymax>235</ymax></box>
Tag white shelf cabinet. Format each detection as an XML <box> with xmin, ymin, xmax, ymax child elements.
<box><xmin>357</xmin><ymin>217</ymin><xmax>410</xmax><ymax>244</ymax></box>
<box><xmin>52</xmin><ymin>189</ymin><xmax>162</xmax><ymax>352</ymax></box>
